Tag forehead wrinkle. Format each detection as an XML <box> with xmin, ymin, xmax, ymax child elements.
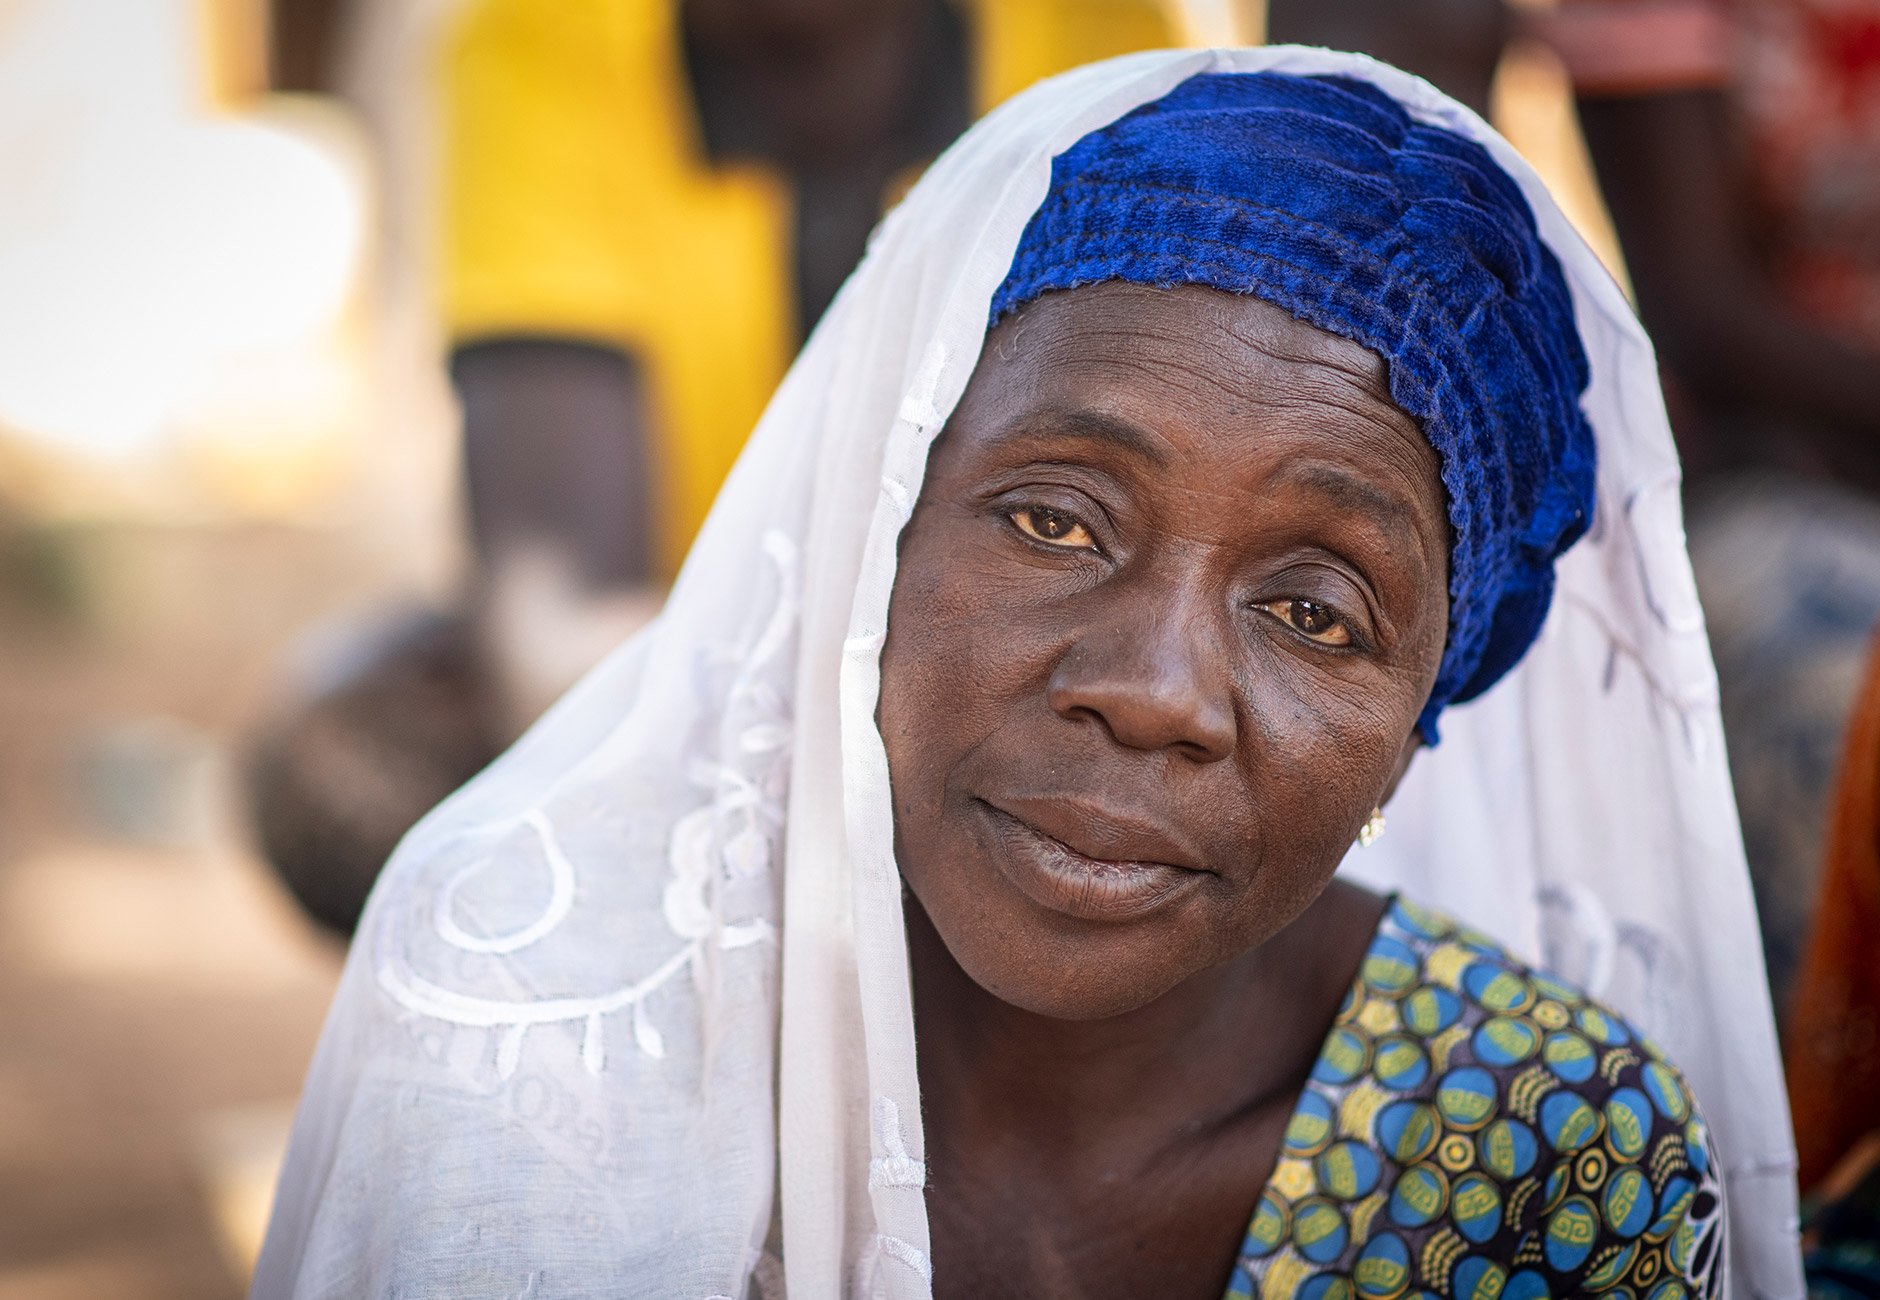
<box><xmin>984</xmin><ymin>286</ymin><xmax>1430</xmax><ymax>500</ymax></box>
<box><xmin>999</xmin><ymin>335</ymin><xmax>1425</xmax><ymax>482</ymax></box>
<box><xmin>1025</xmin><ymin>299</ymin><xmax>1405</xmax><ymax>432</ymax></box>
<box><xmin>1219</xmin><ymin>313</ymin><xmax>1388</xmax><ymax>386</ymax></box>
<box><xmin>1264</xmin><ymin>371</ymin><xmax>1421</xmax><ymax>444</ymax></box>
<box><xmin>1144</xmin><ymin>346</ymin><xmax>1423</xmax><ymax>462</ymax></box>
<box><xmin>1192</xmin><ymin>284</ymin><xmax>1387</xmax><ymax>378</ymax></box>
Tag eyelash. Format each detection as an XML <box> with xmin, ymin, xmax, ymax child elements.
<box><xmin>1004</xmin><ymin>504</ymin><xmax>1367</xmax><ymax>652</ymax></box>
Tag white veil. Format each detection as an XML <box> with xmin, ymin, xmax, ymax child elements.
<box><xmin>253</xmin><ymin>47</ymin><xmax>1802</xmax><ymax>1300</ymax></box>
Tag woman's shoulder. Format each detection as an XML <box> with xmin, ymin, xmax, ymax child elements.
<box><xmin>1354</xmin><ymin>894</ymin><xmax>1701</xmax><ymax>1102</ymax></box>
<box><xmin>1235</xmin><ymin>895</ymin><xmax>1727</xmax><ymax>1298</ymax></box>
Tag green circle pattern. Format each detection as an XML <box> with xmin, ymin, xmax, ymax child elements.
<box><xmin>1228</xmin><ymin>898</ymin><xmax>1724</xmax><ymax>1300</ymax></box>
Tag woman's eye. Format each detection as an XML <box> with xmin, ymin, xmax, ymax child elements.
<box><xmin>1010</xmin><ymin>506</ymin><xmax>1097</xmax><ymax>549</ymax></box>
<box><xmin>1257</xmin><ymin>598</ymin><xmax>1353</xmax><ymax>647</ymax></box>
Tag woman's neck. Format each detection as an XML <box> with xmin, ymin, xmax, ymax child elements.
<box><xmin>908</xmin><ymin>879</ymin><xmax>1388</xmax><ymax>1184</ymax></box>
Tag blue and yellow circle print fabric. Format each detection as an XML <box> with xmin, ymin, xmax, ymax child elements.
<box><xmin>1228</xmin><ymin>899</ymin><xmax>1724</xmax><ymax>1299</ymax></box>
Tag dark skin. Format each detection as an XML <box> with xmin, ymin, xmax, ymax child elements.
<box><xmin>880</xmin><ymin>283</ymin><xmax>1453</xmax><ymax>1298</ymax></box>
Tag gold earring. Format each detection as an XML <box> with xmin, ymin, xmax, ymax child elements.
<box><xmin>1358</xmin><ymin>806</ymin><xmax>1386</xmax><ymax>848</ymax></box>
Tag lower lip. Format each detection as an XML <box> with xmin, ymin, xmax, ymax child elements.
<box><xmin>977</xmin><ymin>802</ymin><xmax>1205</xmax><ymax>924</ymax></box>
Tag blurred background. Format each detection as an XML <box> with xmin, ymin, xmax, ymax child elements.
<box><xmin>1</xmin><ymin>0</ymin><xmax>1875</xmax><ymax>1295</ymax></box>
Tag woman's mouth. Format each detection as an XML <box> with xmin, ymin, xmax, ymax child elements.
<box><xmin>974</xmin><ymin>798</ymin><xmax>1208</xmax><ymax>923</ymax></box>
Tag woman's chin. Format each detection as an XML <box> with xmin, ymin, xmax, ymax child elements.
<box><xmin>938</xmin><ymin>927</ymin><xmax>1208</xmax><ymax>1022</ymax></box>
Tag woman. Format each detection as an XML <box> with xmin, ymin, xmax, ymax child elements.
<box><xmin>253</xmin><ymin>49</ymin><xmax>1800</xmax><ymax>1299</ymax></box>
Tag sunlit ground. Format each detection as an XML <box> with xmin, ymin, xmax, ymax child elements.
<box><xmin>0</xmin><ymin>521</ymin><xmax>399</xmax><ymax>1299</ymax></box>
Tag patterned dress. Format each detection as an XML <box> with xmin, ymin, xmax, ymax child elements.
<box><xmin>1227</xmin><ymin>898</ymin><xmax>1726</xmax><ymax>1300</ymax></box>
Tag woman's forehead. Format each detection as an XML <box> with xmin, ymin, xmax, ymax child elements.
<box><xmin>978</xmin><ymin>283</ymin><xmax>1410</xmax><ymax>436</ymax></box>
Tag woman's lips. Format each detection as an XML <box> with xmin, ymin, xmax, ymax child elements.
<box><xmin>975</xmin><ymin>799</ymin><xmax>1207</xmax><ymax>923</ymax></box>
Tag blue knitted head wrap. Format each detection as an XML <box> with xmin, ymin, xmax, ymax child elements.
<box><xmin>989</xmin><ymin>72</ymin><xmax>1597</xmax><ymax>742</ymax></box>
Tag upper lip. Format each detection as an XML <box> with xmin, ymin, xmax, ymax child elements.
<box><xmin>980</xmin><ymin>794</ymin><xmax>1211</xmax><ymax>874</ymax></box>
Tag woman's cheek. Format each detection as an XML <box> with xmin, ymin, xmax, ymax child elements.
<box><xmin>1248</xmin><ymin>676</ymin><xmax>1404</xmax><ymax>828</ymax></box>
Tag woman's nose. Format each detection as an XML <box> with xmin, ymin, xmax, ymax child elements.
<box><xmin>1045</xmin><ymin>602</ymin><xmax>1237</xmax><ymax>762</ymax></box>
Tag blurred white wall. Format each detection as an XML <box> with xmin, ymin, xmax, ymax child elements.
<box><xmin>0</xmin><ymin>0</ymin><xmax>461</xmax><ymax>605</ymax></box>
<box><xmin>0</xmin><ymin>1</ymin><xmax>360</xmax><ymax>499</ymax></box>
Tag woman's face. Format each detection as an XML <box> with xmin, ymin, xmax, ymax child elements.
<box><xmin>880</xmin><ymin>282</ymin><xmax>1451</xmax><ymax>1020</ymax></box>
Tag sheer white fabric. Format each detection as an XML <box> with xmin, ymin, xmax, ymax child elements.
<box><xmin>253</xmin><ymin>47</ymin><xmax>1802</xmax><ymax>1300</ymax></box>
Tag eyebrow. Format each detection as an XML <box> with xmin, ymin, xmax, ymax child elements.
<box><xmin>987</xmin><ymin>406</ymin><xmax>1171</xmax><ymax>467</ymax></box>
<box><xmin>1274</xmin><ymin>462</ymin><xmax>1425</xmax><ymax>547</ymax></box>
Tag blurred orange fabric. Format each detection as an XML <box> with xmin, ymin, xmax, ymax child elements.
<box><xmin>1787</xmin><ymin>632</ymin><xmax>1880</xmax><ymax>1192</ymax></box>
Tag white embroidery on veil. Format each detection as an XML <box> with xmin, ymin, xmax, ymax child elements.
<box><xmin>867</xmin><ymin>1095</ymin><xmax>927</xmax><ymax>1190</ymax></box>
<box><xmin>431</xmin><ymin>810</ymin><xmax>576</xmax><ymax>956</ymax></box>
<box><xmin>373</xmin><ymin>531</ymin><xmax>800</xmax><ymax>1080</ymax></box>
